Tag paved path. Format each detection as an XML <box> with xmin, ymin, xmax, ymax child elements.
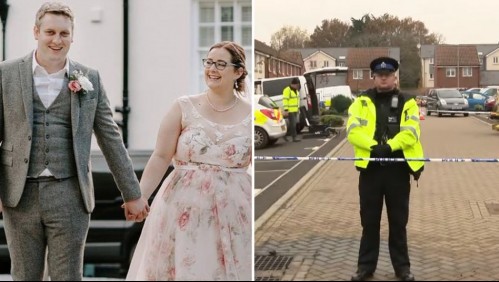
<box><xmin>255</xmin><ymin>115</ymin><xmax>499</xmax><ymax>281</ymax></box>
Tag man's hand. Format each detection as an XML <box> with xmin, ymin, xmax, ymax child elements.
<box><xmin>122</xmin><ymin>197</ymin><xmax>150</xmax><ymax>222</ymax></box>
<box><xmin>370</xmin><ymin>144</ymin><xmax>392</xmax><ymax>158</ymax></box>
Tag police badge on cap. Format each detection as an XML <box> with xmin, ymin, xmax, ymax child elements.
<box><xmin>370</xmin><ymin>57</ymin><xmax>399</xmax><ymax>73</ymax></box>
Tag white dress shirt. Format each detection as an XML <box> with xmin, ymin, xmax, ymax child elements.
<box><xmin>31</xmin><ymin>51</ymin><xmax>70</xmax><ymax>177</ymax></box>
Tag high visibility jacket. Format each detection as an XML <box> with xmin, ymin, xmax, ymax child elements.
<box><xmin>346</xmin><ymin>91</ymin><xmax>424</xmax><ymax>172</ymax></box>
<box><xmin>283</xmin><ymin>86</ymin><xmax>300</xmax><ymax>113</ymax></box>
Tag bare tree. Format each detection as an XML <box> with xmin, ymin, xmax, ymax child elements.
<box><xmin>270</xmin><ymin>25</ymin><xmax>310</xmax><ymax>51</ymax></box>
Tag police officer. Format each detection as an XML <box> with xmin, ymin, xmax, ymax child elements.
<box><xmin>347</xmin><ymin>57</ymin><xmax>424</xmax><ymax>281</ymax></box>
<box><xmin>283</xmin><ymin>77</ymin><xmax>301</xmax><ymax>142</ymax></box>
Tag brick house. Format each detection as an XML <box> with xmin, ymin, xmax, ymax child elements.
<box><xmin>297</xmin><ymin>47</ymin><xmax>400</xmax><ymax>93</ymax></box>
<box><xmin>346</xmin><ymin>48</ymin><xmax>400</xmax><ymax>92</ymax></box>
<box><xmin>254</xmin><ymin>40</ymin><xmax>304</xmax><ymax>80</ymax></box>
<box><xmin>419</xmin><ymin>44</ymin><xmax>499</xmax><ymax>89</ymax></box>
<box><xmin>434</xmin><ymin>45</ymin><xmax>480</xmax><ymax>89</ymax></box>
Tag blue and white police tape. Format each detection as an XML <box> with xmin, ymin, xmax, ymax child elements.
<box><xmin>255</xmin><ymin>156</ymin><xmax>499</xmax><ymax>163</ymax></box>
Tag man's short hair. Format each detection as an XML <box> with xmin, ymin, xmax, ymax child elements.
<box><xmin>35</xmin><ymin>2</ymin><xmax>75</xmax><ymax>29</ymax></box>
<box><xmin>291</xmin><ymin>77</ymin><xmax>300</xmax><ymax>85</ymax></box>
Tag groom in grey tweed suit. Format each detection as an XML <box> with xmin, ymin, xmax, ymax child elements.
<box><xmin>0</xmin><ymin>2</ymin><xmax>149</xmax><ymax>281</ymax></box>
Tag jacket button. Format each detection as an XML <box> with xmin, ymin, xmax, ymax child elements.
<box><xmin>24</xmin><ymin>158</ymin><xmax>28</xmax><ymax>163</ymax></box>
<box><xmin>45</xmin><ymin>122</ymin><xmax>49</xmax><ymax>126</ymax></box>
<box><xmin>46</xmin><ymin>134</ymin><xmax>50</xmax><ymax>139</ymax></box>
<box><xmin>45</xmin><ymin>148</ymin><xmax>49</xmax><ymax>153</ymax></box>
<box><xmin>46</xmin><ymin>110</ymin><xmax>50</xmax><ymax>114</ymax></box>
<box><xmin>45</xmin><ymin>161</ymin><xmax>49</xmax><ymax>165</ymax></box>
<box><xmin>28</xmin><ymin>136</ymin><xmax>32</xmax><ymax>141</ymax></box>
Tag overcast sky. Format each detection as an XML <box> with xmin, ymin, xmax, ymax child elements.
<box><xmin>255</xmin><ymin>0</ymin><xmax>499</xmax><ymax>46</ymax></box>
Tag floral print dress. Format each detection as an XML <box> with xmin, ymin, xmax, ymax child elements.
<box><xmin>126</xmin><ymin>96</ymin><xmax>252</xmax><ymax>281</ymax></box>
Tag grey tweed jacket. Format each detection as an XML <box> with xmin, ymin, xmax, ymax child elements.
<box><xmin>0</xmin><ymin>52</ymin><xmax>141</xmax><ymax>213</ymax></box>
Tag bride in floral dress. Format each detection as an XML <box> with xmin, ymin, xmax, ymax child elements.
<box><xmin>125</xmin><ymin>41</ymin><xmax>252</xmax><ymax>281</ymax></box>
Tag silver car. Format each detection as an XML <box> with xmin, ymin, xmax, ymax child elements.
<box><xmin>426</xmin><ymin>88</ymin><xmax>469</xmax><ymax>117</ymax></box>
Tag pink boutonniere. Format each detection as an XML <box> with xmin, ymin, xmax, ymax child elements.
<box><xmin>68</xmin><ymin>70</ymin><xmax>94</xmax><ymax>94</ymax></box>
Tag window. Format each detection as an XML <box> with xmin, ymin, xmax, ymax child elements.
<box><xmin>494</xmin><ymin>57</ymin><xmax>499</xmax><ymax>64</ymax></box>
<box><xmin>429</xmin><ymin>58</ymin><xmax>434</xmax><ymax>64</ymax></box>
<box><xmin>338</xmin><ymin>62</ymin><xmax>346</xmax><ymax>67</ymax></box>
<box><xmin>323</xmin><ymin>61</ymin><xmax>329</xmax><ymax>67</ymax></box>
<box><xmin>353</xmin><ymin>69</ymin><xmax>363</xmax><ymax>80</ymax></box>
<box><xmin>429</xmin><ymin>64</ymin><xmax>434</xmax><ymax>80</ymax></box>
<box><xmin>462</xmin><ymin>67</ymin><xmax>472</xmax><ymax>77</ymax></box>
<box><xmin>197</xmin><ymin>0</ymin><xmax>252</xmax><ymax>93</ymax></box>
<box><xmin>310</xmin><ymin>60</ymin><xmax>317</xmax><ymax>69</ymax></box>
<box><xmin>446</xmin><ymin>68</ymin><xmax>456</xmax><ymax>77</ymax></box>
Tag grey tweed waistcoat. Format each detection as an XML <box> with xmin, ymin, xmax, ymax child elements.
<box><xmin>27</xmin><ymin>81</ymin><xmax>77</xmax><ymax>178</ymax></box>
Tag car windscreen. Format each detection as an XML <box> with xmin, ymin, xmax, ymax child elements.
<box><xmin>259</xmin><ymin>96</ymin><xmax>278</xmax><ymax>109</ymax></box>
<box><xmin>437</xmin><ymin>90</ymin><xmax>462</xmax><ymax>98</ymax></box>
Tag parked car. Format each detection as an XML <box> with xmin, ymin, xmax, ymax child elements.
<box><xmin>0</xmin><ymin>151</ymin><xmax>173</xmax><ymax>272</ymax></box>
<box><xmin>481</xmin><ymin>87</ymin><xmax>499</xmax><ymax>111</ymax></box>
<box><xmin>254</xmin><ymin>94</ymin><xmax>287</xmax><ymax>149</ymax></box>
<box><xmin>426</xmin><ymin>88</ymin><xmax>469</xmax><ymax>117</ymax></box>
<box><xmin>461</xmin><ymin>92</ymin><xmax>487</xmax><ymax>111</ymax></box>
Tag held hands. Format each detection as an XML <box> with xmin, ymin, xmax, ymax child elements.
<box><xmin>122</xmin><ymin>197</ymin><xmax>150</xmax><ymax>222</ymax></box>
<box><xmin>370</xmin><ymin>144</ymin><xmax>392</xmax><ymax>158</ymax></box>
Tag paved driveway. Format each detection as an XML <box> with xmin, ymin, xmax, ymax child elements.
<box><xmin>255</xmin><ymin>115</ymin><xmax>499</xmax><ymax>281</ymax></box>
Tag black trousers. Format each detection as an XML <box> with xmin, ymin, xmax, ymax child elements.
<box><xmin>286</xmin><ymin>112</ymin><xmax>298</xmax><ymax>139</ymax></box>
<box><xmin>357</xmin><ymin>163</ymin><xmax>411</xmax><ymax>274</ymax></box>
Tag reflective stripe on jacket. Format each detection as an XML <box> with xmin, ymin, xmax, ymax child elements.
<box><xmin>346</xmin><ymin>94</ymin><xmax>424</xmax><ymax>172</ymax></box>
<box><xmin>283</xmin><ymin>86</ymin><xmax>300</xmax><ymax>113</ymax></box>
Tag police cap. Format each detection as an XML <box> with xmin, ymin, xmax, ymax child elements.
<box><xmin>370</xmin><ymin>57</ymin><xmax>399</xmax><ymax>74</ymax></box>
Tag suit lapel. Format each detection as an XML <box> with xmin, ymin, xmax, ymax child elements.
<box><xmin>69</xmin><ymin>60</ymin><xmax>80</xmax><ymax>138</ymax></box>
<box><xmin>19</xmin><ymin>53</ymin><xmax>34</xmax><ymax>132</ymax></box>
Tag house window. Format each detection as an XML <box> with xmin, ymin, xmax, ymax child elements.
<box><xmin>323</xmin><ymin>61</ymin><xmax>329</xmax><ymax>67</ymax></box>
<box><xmin>197</xmin><ymin>0</ymin><xmax>252</xmax><ymax>93</ymax></box>
<box><xmin>429</xmin><ymin>58</ymin><xmax>434</xmax><ymax>64</ymax></box>
<box><xmin>446</xmin><ymin>68</ymin><xmax>456</xmax><ymax>77</ymax></box>
<box><xmin>462</xmin><ymin>67</ymin><xmax>472</xmax><ymax>77</ymax></box>
<box><xmin>494</xmin><ymin>57</ymin><xmax>499</xmax><ymax>64</ymax></box>
<box><xmin>277</xmin><ymin>61</ymin><xmax>280</xmax><ymax>74</ymax></box>
<box><xmin>338</xmin><ymin>62</ymin><xmax>346</xmax><ymax>67</ymax></box>
<box><xmin>310</xmin><ymin>60</ymin><xmax>317</xmax><ymax>69</ymax></box>
<box><xmin>273</xmin><ymin>59</ymin><xmax>276</xmax><ymax>74</ymax></box>
<box><xmin>429</xmin><ymin>64</ymin><xmax>434</xmax><ymax>80</ymax></box>
<box><xmin>353</xmin><ymin>69</ymin><xmax>363</xmax><ymax>80</ymax></box>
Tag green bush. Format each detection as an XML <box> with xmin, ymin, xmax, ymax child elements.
<box><xmin>320</xmin><ymin>115</ymin><xmax>344</xmax><ymax>127</ymax></box>
<box><xmin>331</xmin><ymin>95</ymin><xmax>353</xmax><ymax>114</ymax></box>
<box><xmin>320</xmin><ymin>108</ymin><xmax>338</xmax><ymax>116</ymax></box>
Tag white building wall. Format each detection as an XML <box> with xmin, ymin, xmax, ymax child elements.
<box><xmin>486</xmin><ymin>49</ymin><xmax>499</xmax><ymax>71</ymax></box>
<box><xmin>421</xmin><ymin>58</ymin><xmax>434</xmax><ymax>88</ymax></box>
<box><xmin>2</xmin><ymin>0</ymin><xmax>251</xmax><ymax>151</ymax></box>
<box><xmin>128</xmin><ymin>1</ymin><xmax>192</xmax><ymax>150</ymax></box>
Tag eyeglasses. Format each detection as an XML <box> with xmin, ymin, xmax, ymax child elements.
<box><xmin>202</xmin><ymin>59</ymin><xmax>238</xmax><ymax>70</ymax></box>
